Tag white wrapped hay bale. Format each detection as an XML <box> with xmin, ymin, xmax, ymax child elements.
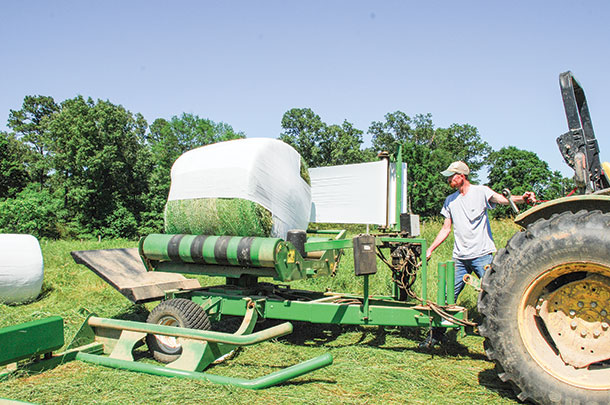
<box><xmin>165</xmin><ymin>138</ymin><xmax>311</xmax><ymax>239</ymax></box>
<box><xmin>0</xmin><ymin>234</ymin><xmax>44</xmax><ymax>304</ymax></box>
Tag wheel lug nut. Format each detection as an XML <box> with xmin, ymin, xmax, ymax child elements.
<box><xmin>601</xmin><ymin>310</ymin><xmax>608</xmax><ymax>317</ymax></box>
<box><xmin>569</xmin><ymin>310</ymin><xmax>576</xmax><ymax>317</ymax></box>
<box><xmin>593</xmin><ymin>331</ymin><xmax>601</xmax><ymax>338</ymax></box>
<box><xmin>591</xmin><ymin>302</ymin><xmax>598</xmax><ymax>308</ymax></box>
<box><xmin>580</xmin><ymin>330</ymin><xmax>587</xmax><ymax>338</ymax></box>
<box><xmin>571</xmin><ymin>321</ymin><xmax>578</xmax><ymax>330</ymax></box>
<box><xmin>577</xmin><ymin>301</ymin><xmax>584</xmax><ymax>308</ymax></box>
<box><xmin>602</xmin><ymin>322</ymin><xmax>609</xmax><ymax>331</ymax></box>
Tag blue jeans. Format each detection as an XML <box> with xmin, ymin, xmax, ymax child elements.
<box><xmin>454</xmin><ymin>254</ymin><xmax>493</xmax><ymax>301</ymax></box>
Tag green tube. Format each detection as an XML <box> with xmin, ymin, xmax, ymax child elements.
<box><xmin>88</xmin><ymin>316</ymin><xmax>292</xmax><ymax>346</ymax></box>
<box><xmin>140</xmin><ymin>234</ymin><xmax>282</xmax><ymax>268</ymax></box>
<box><xmin>446</xmin><ymin>261</ymin><xmax>455</xmax><ymax>305</ymax></box>
<box><xmin>437</xmin><ymin>263</ymin><xmax>447</xmax><ymax>305</ymax></box>
<box><xmin>75</xmin><ymin>352</ymin><xmax>333</xmax><ymax>390</ymax></box>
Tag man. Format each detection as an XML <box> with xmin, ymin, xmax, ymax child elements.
<box><xmin>419</xmin><ymin>161</ymin><xmax>536</xmax><ymax>348</ymax></box>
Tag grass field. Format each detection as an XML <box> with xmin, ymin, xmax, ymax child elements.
<box><xmin>0</xmin><ymin>219</ymin><xmax>523</xmax><ymax>404</ymax></box>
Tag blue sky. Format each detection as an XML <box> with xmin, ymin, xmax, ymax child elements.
<box><xmin>1</xmin><ymin>1</ymin><xmax>609</xmax><ymax>178</ymax></box>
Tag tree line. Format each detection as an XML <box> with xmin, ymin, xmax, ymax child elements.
<box><xmin>1</xmin><ymin>96</ymin><xmax>570</xmax><ymax>239</ymax></box>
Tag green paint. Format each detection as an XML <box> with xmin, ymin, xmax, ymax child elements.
<box><xmin>76</xmin><ymin>352</ymin><xmax>332</xmax><ymax>390</ymax></box>
<box><xmin>190</xmin><ymin>292</ymin><xmax>465</xmax><ymax>328</ymax></box>
<box><xmin>0</xmin><ymin>316</ymin><xmax>64</xmax><ymax>367</ymax></box>
<box><xmin>438</xmin><ymin>263</ymin><xmax>447</xmax><ymax>305</ymax></box>
<box><xmin>202</xmin><ymin>235</ymin><xmax>219</xmax><ymax>264</ymax></box>
<box><xmin>249</xmin><ymin>236</ymin><xmax>263</xmax><ymax>267</ymax></box>
<box><xmin>445</xmin><ymin>261</ymin><xmax>456</xmax><ymax>305</ymax></box>
<box><xmin>226</xmin><ymin>237</ymin><xmax>241</xmax><ymax>266</ymax></box>
<box><xmin>178</xmin><ymin>234</ymin><xmax>196</xmax><ymax>261</ymax></box>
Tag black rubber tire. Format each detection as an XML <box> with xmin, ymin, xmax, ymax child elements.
<box><xmin>146</xmin><ymin>298</ymin><xmax>211</xmax><ymax>363</ymax></box>
<box><xmin>478</xmin><ymin>210</ymin><xmax>610</xmax><ymax>404</ymax></box>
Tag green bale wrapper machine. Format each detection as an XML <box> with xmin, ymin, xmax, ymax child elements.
<box><xmin>1</xmin><ymin>147</ymin><xmax>469</xmax><ymax>391</ymax></box>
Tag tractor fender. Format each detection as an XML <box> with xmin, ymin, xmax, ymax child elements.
<box><xmin>515</xmin><ymin>194</ymin><xmax>610</xmax><ymax>228</ymax></box>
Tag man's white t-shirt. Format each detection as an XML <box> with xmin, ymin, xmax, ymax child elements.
<box><xmin>441</xmin><ymin>184</ymin><xmax>497</xmax><ymax>260</ymax></box>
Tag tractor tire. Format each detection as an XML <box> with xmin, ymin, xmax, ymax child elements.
<box><xmin>478</xmin><ymin>210</ymin><xmax>610</xmax><ymax>404</ymax></box>
<box><xmin>146</xmin><ymin>298</ymin><xmax>211</xmax><ymax>363</ymax></box>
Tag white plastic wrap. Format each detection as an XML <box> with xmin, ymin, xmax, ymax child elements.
<box><xmin>167</xmin><ymin>138</ymin><xmax>311</xmax><ymax>239</ymax></box>
<box><xmin>0</xmin><ymin>234</ymin><xmax>44</xmax><ymax>304</ymax></box>
<box><xmin>388</xmin><ymin>162</ymin><xmax>408</xmax><ymax>225</ymax></box>
<box><xmin>309</xmin><ymin>161</ymin><xmax>407</xmax><ymax>225</ymax></box>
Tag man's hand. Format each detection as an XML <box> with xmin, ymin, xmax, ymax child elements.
<box><xmin>522</xmin><ymin>191</ymin><xmax>537</xmax><ymax>204</ymax></box>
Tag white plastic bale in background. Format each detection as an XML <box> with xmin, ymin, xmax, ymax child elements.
<box><xmin>0</xmin><ymin>234</ymin><xmax>44</xmax><ymax>304</ymax></box>
<box><xmin>167</xmin><ymin>138</ymin><xmax>311</xmax><ymax>239</ymax></box>
<box><xmin>308</xmin><ymin>160</ymin><xmax>407</xmax><ymax>225</ymax></box>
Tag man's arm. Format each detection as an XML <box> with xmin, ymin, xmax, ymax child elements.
<box><xmin>426</xmin><ymin>217</ymin><xmax>452</xmax><ymax>260</ymax></box>
<box><xmin>489</xmin><ymin>191</ymin><xmax>537</xmax><ymax>205</ymax></box>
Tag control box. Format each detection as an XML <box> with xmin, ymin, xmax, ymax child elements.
<box><xmin>400</xmin><ymin>213</ymin><xmax>420</xmax><ymax>237</ymax></box>
<box><xmin>353</xmin><ymin>235</ymin><xmax>377</xmax><ymax>276</ymax></box>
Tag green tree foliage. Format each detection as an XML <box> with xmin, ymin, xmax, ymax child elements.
<box><xmin>7</xmin><ymin>95</ymin><xmax>60</xmax><ymax>190</ymax></box>
<box><xmin>434</xmin><ymin>123</ymin><xmax>492</xmax><ymax>177</ymax></box>
<box><xmin>279</xmin><ymin>108</ymin><xmax>325</xmax><ymax>167</ymax></box>
<box><xmin>279</xmin><ymin>108</ymin><xmax>375</xmax><ymax>167</ymax></box>
<box><xmin>401</xmin><ymin>142</ymin><xmax>453</xmax><ymax>216</ymax></box>
<box><xmin>2</xmin><ymin>92</ymin><xmax>569</xmax><ymax>238</ymax></box>
<box><xmin>44</xmin><ymin>96</ymin><xmax>150</xmax><ymax>238</ymax></box>
<box><xmin>0</xmin><ymin>186</ymin><xmax>62</xmax><ymax>238</ymax></box>
<box><xmin>370</xmin><ymin>112</ymin><xmax>435</xmax><ymax>152</ymax></box>
<box><xmin>0</xmin><ymin>131</ymin><xmax>29</xmax><ymax>198</ymax></box>
<box><xmin>486</xmin><ymin>146</ymin><xmax>568</xmax><ymax>217</ymax></box>
<box><xmin>3</xmin><ymin>95</ymin><xmax>248</xmax><ymax>239</ymax></box>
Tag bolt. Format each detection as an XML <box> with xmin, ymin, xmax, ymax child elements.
<box><xmin>569</xmin><ymin>310</ymin><xmax>576</xmax><ymax>317</ymax></box>
<box><xmin>591</xmin><ymin>302</ymin><xmax>598</xmax><ymax>308</ymax></box>
<box><xmin>593</xmin><ymin>331</ymin><xmax>601</xmax><ymax>339</ymax></box>
<box><xmin>571</xmin><ymin>321</ymin><xmax>578</xmax><ymax>330</ymax></box>
<box><xmin>577</xmin><ymin>301</ymin><xmax>584</xmax><ymax>308</ymax></box>
<box><xmin>601</xmin><ymin>310</ymin><xmax>608</xmax><ymax>317</ymax></box>
<box><xmin>581</xmin><ymin>330</ymin><xmax>588</xmax><ymax>338</ymax></box>
<box><xmin>602</xmin><ymin>322</ymin><xmax>609</xmax><ymax>331</ymax></box>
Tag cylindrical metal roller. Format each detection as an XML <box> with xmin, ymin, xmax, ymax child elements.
<box><xmin>140</xmin><ymin>234</ymin><xmax>282</xmax><ymax>268</ymax></box>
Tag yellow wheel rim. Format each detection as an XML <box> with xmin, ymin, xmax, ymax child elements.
<box><xmin>518</xmin><ymin>261</ymin><xmax>610</xmax><ymax>390</ymax></box>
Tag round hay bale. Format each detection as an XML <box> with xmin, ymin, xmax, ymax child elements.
<box><xmin>165</xmin><ymin>138</ymin><xmax>311</xmax><ymax>239</ymax></box>
<box><xmin>0</xmin><ymin>234</ymin><xmax>44</xmax><ymax>304</ymax></box>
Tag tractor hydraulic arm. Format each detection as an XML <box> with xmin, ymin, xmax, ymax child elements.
<box><xmin>556</xmin><ymin>71</ymin><xmax>610</xmax><ymax>193</ymax></box>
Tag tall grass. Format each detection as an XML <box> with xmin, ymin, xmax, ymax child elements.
<box><xmin>0</xmin><ymin>219</ymin><xmax>522</xmax><ymax>404</ymax></box>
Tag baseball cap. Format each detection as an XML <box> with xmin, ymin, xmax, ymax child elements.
<box><xmin>441</xmin><ymin>161</ymin><xmax>470</xmax><ymax>176</ymax></box>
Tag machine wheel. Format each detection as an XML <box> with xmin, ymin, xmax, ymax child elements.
<box><xmin>146</xmin><ymin>298</ymin><xmax>211</xmax><ymax>363</ymax></box>
<box><xmin>478</xmin><ymin>210</ymin><xmax>610</xmax><ymax>404</ymax></box>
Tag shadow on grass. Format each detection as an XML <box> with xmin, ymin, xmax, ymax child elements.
<box><xmin>112</xmin><ymin>304</ymin><xmax>149</xmax><ymax>322</ymax></box>
<box><xmin>276</xmin><ymin>378</ymin><xmax>336</xmax><ymax>387</ymax></box>
<box><xmin>253</xmin><ymin>319</ymin><xmax>489</xmax><ymax>361</ymax></box>
<box><xmin>477</xmin><ymin>367</ymin><xmax>519</xmax><ymax>403</ymax></box>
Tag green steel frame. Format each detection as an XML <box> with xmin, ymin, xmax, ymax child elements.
<box><xmin>158</xmin><ymin>234</ymin><xmax>466</xmax><ymax>330</ymax></box>
<box><xmin>0</xmin><ymin>304</ymin><xmax>333</xmax><ymax>390</ymax></box>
